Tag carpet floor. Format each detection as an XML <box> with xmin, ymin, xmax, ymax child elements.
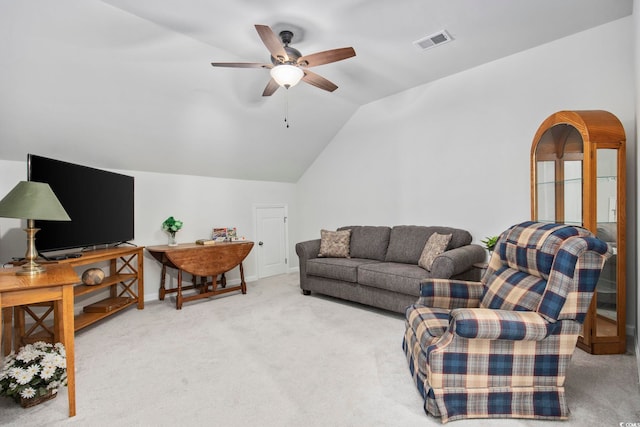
<box><xmin>1</xmin><ymin>272</ymin><xmax>639</xmax><ymax>426</ymax></box>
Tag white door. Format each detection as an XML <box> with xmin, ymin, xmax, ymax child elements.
<box><xmin>255</xmin><ymin>205</ymin><xmax>288</xmax><ymax>278</ymax></box>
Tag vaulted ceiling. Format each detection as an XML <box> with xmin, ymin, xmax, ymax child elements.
<box><xmin>0</xmin><ymin>0</ymin><xmax>633</xmax><ymax>182</ymax></box>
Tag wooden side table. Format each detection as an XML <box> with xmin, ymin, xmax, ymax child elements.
<box><xmin>0</xmin><ymin>264</ymin><xmax>79</xmax><ymax>417</ymax></box>
<box><xmin>146</xmin><ymin>242</ymin><xmax>254</xmax><ymax>309</ymax></box>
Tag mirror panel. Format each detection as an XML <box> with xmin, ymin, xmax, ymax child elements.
<box><xmin>536</xmin><ymin>161</ymin><xmax>555</xmax><ymax>222</ymax></box>
<box><xmin>563</xmin><ymin>160</ymin><xmax>582</xmax><ymax>226</ymax></box>
<box><xmin>595</xmin><ymin>149</ymin><xmax>618</xmax><ymax>337</ymax></box>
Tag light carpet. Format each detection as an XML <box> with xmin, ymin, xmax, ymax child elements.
<box><xmin>1</xmin><ymin>273</ymin><xmax>639</xmax><ymax>426</ymax></box>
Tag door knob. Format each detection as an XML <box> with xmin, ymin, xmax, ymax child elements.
<box><xmin>258</xmin><ymin>241</ymin><xmax>264</xmax><ymax>246</ymax></box>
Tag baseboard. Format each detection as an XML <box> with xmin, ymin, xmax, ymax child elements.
<box><xmin>288</xmin><ymin>266</ymin><xmax>299</xmax><ymax>274</ymax></box>
<box><xmin>627</xmin><ymin>323</ymin><xmax>636</xmax><ymax>339</ymax></box>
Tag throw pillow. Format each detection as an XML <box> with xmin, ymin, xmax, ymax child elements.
<box><xmin>418</xmin><ymin>232</ymin><xmax>452</xmax><ymax>271</ymax></box>
<box><xmin>318</xmin><ymin>229</ymin><xmax>351</xmax><ymax>258</ymax></box>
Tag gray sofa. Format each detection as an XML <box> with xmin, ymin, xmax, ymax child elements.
<box><xmin>295</xmin><ymin>225</ymin><xmax>486</xmax><ymax>313</ymax></box>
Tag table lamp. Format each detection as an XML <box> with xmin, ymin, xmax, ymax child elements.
<box><xmin>0</xmin><ymin>181</ymin><xmax>71</xmax><ymax>275</ymax></box>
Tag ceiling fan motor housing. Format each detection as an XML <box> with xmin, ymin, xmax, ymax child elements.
<box><xmin>271</xmin><ymin>46</ymin><xmax>302</xmax><ymax>65</ymax></box>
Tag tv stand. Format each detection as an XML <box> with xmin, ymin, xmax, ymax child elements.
<box><xmin>12</xmin><ymin>246</ymin><xmax>144</xmax><ymax>345</ymax></box>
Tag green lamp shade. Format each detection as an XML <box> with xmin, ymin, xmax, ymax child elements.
<box><xmin>0</xmin><ymin>181</ymin><xmax>71</xmax><ymax>221</ymax></box>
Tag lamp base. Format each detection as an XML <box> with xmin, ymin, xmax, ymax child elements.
<box><xmin>16</xmin><ymin>263</ymin><xmax>46</xmax><ymax>276</ymax></box>
<box><xmin>17</xmin><ymin>222</ymin><xmax>46</xmax><ymax>275</ymax></box>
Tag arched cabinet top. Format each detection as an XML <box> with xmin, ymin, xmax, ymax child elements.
<box><xmin>531</xmin><ymin>110</ymin><xmax>626</xmax><ymax>158</ymax></box>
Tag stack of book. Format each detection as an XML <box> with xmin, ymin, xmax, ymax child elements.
<box><xmin>195</xmin><ymin>239</ymin><xmax>216</xmax><ymax>245</ymax></box>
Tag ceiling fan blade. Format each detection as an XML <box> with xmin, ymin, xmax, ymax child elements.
<box><xmin>211</xmin><ymin>62</ymin><xmax>271</xmax><ymax>69</ymax></box>
<box><xmin>262</xmin><ymin>78</ymin><xmax>280</xmax><ymax>97</ymax></box>
<box><xmin>255</xmin><ymin>25</ymin><xmax>288</xmax><ymax>63</ymax></box>
<box><xmin>302</xmin><ymin>70</ymin><xmax>338</xmax><ymax>92</ymax></box>
<box><xmin>297</xmin><ymin>47</ymin><xmax>356</xmax><ymax>68</ymax></box>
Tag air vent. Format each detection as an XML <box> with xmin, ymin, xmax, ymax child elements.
<box><xmin>413</xmin><ymin>30</ymin><xmax>453</xmax><ymax>51</ymax></box>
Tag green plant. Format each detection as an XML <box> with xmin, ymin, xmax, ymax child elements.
<box><xmin>0</xmin><ymin>342</ymin><xmax>67</xmax><ymax>402</ymax></box>
<box><xmin>162</xmin><ymin>216</ymin><xmax>183</xmax><ymax>236</ymax></box>
<box><xmin>481</xmin><ymin>235</ymin><xmax>499</xmax><ymax>251</ymax></box>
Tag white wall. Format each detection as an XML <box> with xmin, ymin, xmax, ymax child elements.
<box><xmin>296</xmin><ymin>17</ymin><xmax>637</xmax><ymax>335</ymax></box>
<box><xmin>0</xmin><ymin>159</ymin><xmax>297</xmax><ymax>302</ymax></box>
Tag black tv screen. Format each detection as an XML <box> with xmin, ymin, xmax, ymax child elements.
<box><xmin>28</xmin><ymin>154</ymin><xmax>135</xmax><ymax>253</ymax></box>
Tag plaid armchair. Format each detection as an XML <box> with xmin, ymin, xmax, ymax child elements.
<box><xmin>402</xmin><ymin>221</ymin><xmax>611</xmax><ymax>423</ymax></box>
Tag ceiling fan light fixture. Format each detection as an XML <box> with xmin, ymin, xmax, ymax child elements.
<box><xmin>270</xmin><ymin>64</ymin><xmax>304</xmax><ymax>88</ymax></box>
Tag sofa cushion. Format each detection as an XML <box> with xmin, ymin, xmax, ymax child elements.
<box><xmin>418</xmin><ymin>232</ymin><xmax>452</xmax><ymax>271</ymax></box>
<box><xmin>358</xmin><ymin>262</ymin><xmax>431</xmax><ymax>297</ymax></box>
<box><xmin>596</xmin><ymin>222</ymin><xmax>617</xmax><ymax>243</ymax></box>
<box><xmin>385</xmin><ymin>226</ymin><xmax>472</xmax><ymax>264</ymax></box>
<box><xmin>339</xmin><ymin>226</ymin><xmax>391</xmax><ymax>261</ymax></box>
<box><xmin>318</xmin><ymin>229</ymin><xmax>351</xmax><ymax>258</ymax></box>
<box><xmin>307</xmin><ymin>258</ymin><xmax>380</xmax><ymax>283</ymax></box>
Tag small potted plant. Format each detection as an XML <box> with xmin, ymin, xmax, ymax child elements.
<box><xmin>481</xmin><ymin>235</ymin><xmax>499</xmax><ymax>260</ymax></box>
<box><xmin>0</xmin><ymin>341</ymin><xmax>67</xmax><ymax>408</ymax></box>
<box><xmin>162</xmin><ymin>216</ymin><xmax>183</xmax><ymax>246</ymax></box>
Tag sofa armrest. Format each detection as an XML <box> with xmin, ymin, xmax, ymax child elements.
<box><xmin>430</xmin><ymin>244</ymin><xmax>486</xmax><ymax>278</ymax></box>
<box><xmin>450</xmin><ymin>308</ymin><xmax>550</xmax><ymax>341</ymax></box>
<box><xmin>295</xmin><ymin>239</ymin><xmax>321</xmax><ymax>290</ymax></box>
<box><xmin>418</xmin><ymin>279</ymin><xmax>484</xmax><ymax>309</ymax></box>
<box><xmin>295</xmin><ymin>239</ymin><xmax>321</xmax><ymax>263</ymax></box>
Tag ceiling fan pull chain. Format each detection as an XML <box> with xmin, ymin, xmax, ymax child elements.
<box><xmin>284</xmin><ymin>89</ymin><xmax>290</xmax><ymax>128</ymax></box>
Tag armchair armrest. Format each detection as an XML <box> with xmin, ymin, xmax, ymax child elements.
<box><xmin>417</xmin><ymin>279</ymin><xmax>484</xmax><ymax>309</ymax></box>
<box><xmin>450</xmin><ymin>308</ymin><xmax>550</xmax><ymax>341</ymax></box>
<box><xmin>430</xmin><ymin>244</ymin><xmax>486</xmax><ymax>278</ymax></box>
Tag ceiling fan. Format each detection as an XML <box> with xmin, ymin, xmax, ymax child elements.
<box><xmin>211</xmin><ymin>25</ymin><xmax>356</xmax><ymax>96</ymax></box>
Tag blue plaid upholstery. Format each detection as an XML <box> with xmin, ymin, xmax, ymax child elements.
<box><xmin>418</xmin><ymin>279</ymin><xmax>484</xmax><ymax>309</ymax></box>
<box><xmin>403</xmin><ymin>221</ymin><xmax>610</xmax><ymax>422</ymax></box>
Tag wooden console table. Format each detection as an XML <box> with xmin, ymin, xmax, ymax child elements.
<box><xmin>9</xmin><ymin>246</ymin><xmax>144</xmax><ymax>348</ymax></box>
<box><xmin>146</xmin><ymin>242</ymin><xmax>254</xmax><ymax>309</ymax></box>
<box><xmin>0</xmin><ymin>264</ymin><xmax>78</xmax><ymax>417</ymax></box>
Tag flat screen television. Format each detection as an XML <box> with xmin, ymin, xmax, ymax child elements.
<box><xmin>27</xmin><ymin>154</ymin><xmax>135</xmax><ymax>253</ymax></box>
